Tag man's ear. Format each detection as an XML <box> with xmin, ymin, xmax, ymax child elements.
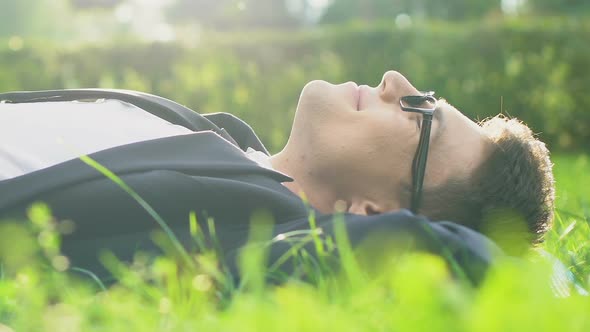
<box><xmin>347</xmin><ymin>199</ymin><xmax>384</xmax><ymax>216</ymax></box>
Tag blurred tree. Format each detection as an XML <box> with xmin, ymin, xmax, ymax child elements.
<box><xmin>321</xmin><ymin>0</ymin><xmax>398</xmax><ymax>23</ymax></box>
<box><xmin>0</xmin><ymin>0</ymin><xmax>70</xmax><ymax>38</ymax></box>
<box><xmin>70</xmin><ymin>0</ymin><xmax>120</xmax><ymax>9</ymax></box>
<box><xmin>321</xmin><ymin>0</ymin><xmax>502</xmax><ymax>23</ymax></box>
<box><xmin>166</xmin><ymin>0</ymin><xmax>300</xmax><ymax>29</ymax></box>
<box><xmin>526</xmin><ymin>0</ymin><xmax>590</xmax><ymax>15</ymax></box>
<box><xmin>1</xmin><ymin>0</ymin><xmax>41</xmax><ymax>37</ymax></box>
<box><xmin>421</xmin><ymin>0</ymin><xmax>502</xmax><ymax>19</ymax></box>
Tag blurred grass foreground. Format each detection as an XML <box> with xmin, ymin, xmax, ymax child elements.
<box><xmin>0</xmin><ymin>154</ymin><xmax>589</xmax><ymax>331</ymax></box>
<box><xmin>2</xmin><ymin>0</ymin><xmax>590</xmax><ymax>330</ymax></box>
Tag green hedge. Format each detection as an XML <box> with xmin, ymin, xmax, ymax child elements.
<box><xmin>1</xmin><ymin>17</ymin><xmax>589</xmax><ymax>152</ymax></box>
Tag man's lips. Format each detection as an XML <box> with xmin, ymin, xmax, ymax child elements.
<box><xmin>355</xmin><ymin>85</ymin><xmax>361</xmax><ymax>111</ymax></box>
<box><xmin>357</xmin><ymin>85</ymin><xmax>369</xmax><ymax>111</ymax></box>
<box><xmin>349</xmin><ymin>82</ymin><xmax>361</xmax><ymax>111</ymax></box>
<box><xmin>343</xmin><ymin>81</ymin><xmax>366</xmax><ymax>111</ymax></box>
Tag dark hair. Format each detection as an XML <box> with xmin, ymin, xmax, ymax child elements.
<box><xmin>421</xmin><ymin>114</ymin><xmax>555</xmax><ymax>252</ymax></box>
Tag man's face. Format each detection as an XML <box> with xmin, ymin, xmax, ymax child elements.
<box><xmin>281</xmin><ymin>70</ymin><xmax>490</xmax><ymax>214</ymax></box>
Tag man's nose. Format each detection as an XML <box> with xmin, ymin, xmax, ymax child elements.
<box><xmin>378</xmin><ymin>70</ymin><xmax>419</xmax><ymax>103</ymax></box>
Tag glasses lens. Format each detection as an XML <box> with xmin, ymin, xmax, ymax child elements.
<box><xmin>401</xmin><ymin>92</ymin><xmax>436</xmax><ymax>109</ymax></box>
<box><xmin>401</xmin><ymin>96</ymin><xmax>426</xmax><ymax>107</ymax></box>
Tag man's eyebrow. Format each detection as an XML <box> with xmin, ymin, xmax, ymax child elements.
<box><xmin>431</xmin><ymin>103</ymin><xmax>446</xmax><ymax>144</ymax></box>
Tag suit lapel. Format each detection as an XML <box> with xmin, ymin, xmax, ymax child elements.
<box><xmin>0</xmin><ymin>131</ymin><xmax>292</xmax><ymax>212</ymax></box>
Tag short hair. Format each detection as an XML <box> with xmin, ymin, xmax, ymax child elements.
<box><xmin>421</xmin><ymin>114</ymin><xmax>555</xmax><ymax>252</ymax></box>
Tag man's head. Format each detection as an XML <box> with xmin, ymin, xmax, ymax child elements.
<box><xmin>271</xmin><ymin>70</ymin><xmax>554</xmax><ymax>244</ymax></box>
<box><xmin>420</xmin><ymin>114</ymin><xmax>555</xmax><ymax>247</ymax></box>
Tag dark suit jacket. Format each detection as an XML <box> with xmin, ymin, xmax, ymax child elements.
<box><xmin>0</xmin><ymin>89</ymin><xmax>500</xmax><ymax>285</ymax></box>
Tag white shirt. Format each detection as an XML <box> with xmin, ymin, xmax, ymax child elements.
<box><xmin>0</xmin><ymin>99</ymin><xmax>272</xmax><ymax>180</ymax></box>
<box><xmin>245</xmin><ymin>147</ymin><xmax>274</xmax><ymax>170</ymax></box>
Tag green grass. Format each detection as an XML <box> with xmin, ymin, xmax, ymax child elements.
<box><xmin>543</xmin><ymin>154</ymin><xmax>590</xmax><ymax>288</ymax></box>
<box><xmin>0</xmin><ymin>154</ymin><xmax>589</xmax><ymax>331</ymax></box>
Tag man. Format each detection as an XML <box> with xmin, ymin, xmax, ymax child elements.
<box><xmin>0</xmin><ymin>70</ymin><xmax>554</xmax><ymax>285</ymax></box>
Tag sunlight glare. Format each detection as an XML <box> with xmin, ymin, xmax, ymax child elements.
<box><xmin>307</xmin><ymin>0</ymin><xmax>332</xmax><ymax>9</ymax></box>
<box><xmin>115</xmin><ymin>3</ymin><xmax>133</xmax><ymax>23</ymax></box>
<box><xmin>502</xmin><ymin>0</ymin><xmax>525</xmax><ymax>15</ymax></box>
<box><xmin>114</xmin><ymin>0</ymin><xmax>176</xmax><ymax>42</ymax></box>
<box><xmin>395</xmin><ymin>14</ymin><xmax>412</xmax><ymax>29</ymax></box>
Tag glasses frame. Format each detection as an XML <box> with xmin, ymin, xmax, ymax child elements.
<box><xmin>400</xmin><ymin>91</ymin><xmax>438</xmax><ymax>213</ymax></box>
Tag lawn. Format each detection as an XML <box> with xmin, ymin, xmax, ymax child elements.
<box><xmin>0</xmin><ymin>154</ymin><xmax>589</xmax><ymax>331</ymax></box>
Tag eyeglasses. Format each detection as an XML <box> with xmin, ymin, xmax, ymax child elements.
<box><xmin>400</xmin><ymin>91</ymin><xmax>438</xmax><ymax>213</ymax></box>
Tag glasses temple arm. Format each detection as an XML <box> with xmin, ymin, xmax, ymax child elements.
<box><xmin>411</xmin><ymin>115</ymin><xmax>433</xmax><ymax>213</ymax></box>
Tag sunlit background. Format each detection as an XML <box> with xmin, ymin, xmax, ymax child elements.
<box><xmin>1</xmin><ymin>0</ymin><xmax>589</xmax><ymax>152</ymax></box>
<box><xmin>2</xmin><ymin>0</ymin><xmax>535</xmax><ymax>44</ymax></box>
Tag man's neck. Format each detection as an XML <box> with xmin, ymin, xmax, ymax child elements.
<box><xmin>269</xmin><ymin>151</ymin><xmax>337</xmax><ymax>213</ymax></box>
